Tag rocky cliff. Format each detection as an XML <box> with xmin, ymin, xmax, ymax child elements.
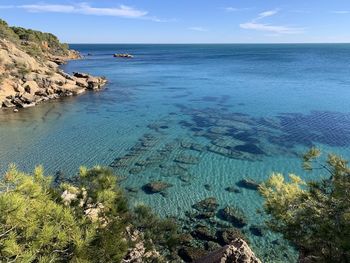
<box><xmin>0</xmin><ymin>19</ymin><xmax>106</xmax><ymax>111</ymax></box>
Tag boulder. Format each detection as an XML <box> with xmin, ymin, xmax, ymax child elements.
<box><xmin>34</xmin><ymin>89</ymin><xmax>48</xmax><ymax>96</ymax></box>
<box><xmin>20</xmin><ymin>92</ymin><xmax>35</xmax><ymax>103</ymax></box>
<box><xmin>23</xmin><ymin>80</ymin><xmax>40</xmax><ymax>95</ymax></box>
<box><xmin>87</xmin><ymin>77</ymin><xmax>101</xmax><ymax>90</ymax></box>
<box><xmin>2</xmin><ymin>99</ymin><xmax>15</xmax><ymax>108</ymax></box>
<box><xmin>14</xmin><ymin>83</ymin><xmax>25</xmax><ymax>94</ymax></box>
<box><xmin>75</xmin><ymin>77</ymin><xmax>88</xmax><ymax>88</ymax></box>
<box><xmin>23</xmin><ymin>80</ymin><xmax>39</xmax><ymax>95</ymax></box>
<box><xmin>195</xmin><ymin>238</ymin><xmax>261</xmax><ymax>263</ymax></box>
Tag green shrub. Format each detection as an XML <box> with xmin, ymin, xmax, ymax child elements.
<box><xmin>260</xmin><ymin>148</ymin><xmax>350</xmax><ymax>262</ymax></box>
<box><xmin>0</xmin><ymin>18</ymin><xmax>70</xmax><ymax>58</ymax></box>
<box><xmin>0</xmin><ymin>19</ymin><xmax>19</xmax><ymax>43</ymax></box>
<box><xmin>0</xmin><ymin>165</ymin><xmax>129</xmax><ymax>262</ymax></box>
<box><xmin>11</xmin><ymin>26</ymin><xmax>70</xmax><ymax>56</ymax></box>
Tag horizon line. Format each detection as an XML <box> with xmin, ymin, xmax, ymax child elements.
<box><xmin>68</xmin><ymin>42</ymin><xmax>350</xmax><ymax>45</ymax></box>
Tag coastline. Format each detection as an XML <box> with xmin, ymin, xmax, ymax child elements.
<box><xmin>0</xmin><ymin>39</ymin><xmax>107</xmax><ymax>112</ymax></box>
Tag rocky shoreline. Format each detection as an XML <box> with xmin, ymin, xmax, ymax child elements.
<box><xmin>0</xmin><ymin>39</ymin><xmax>107</xmax><ymax>111</ymax></box>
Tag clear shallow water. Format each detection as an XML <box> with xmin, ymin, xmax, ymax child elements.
<box><xmin>1</xmin><ymin>44</ymin><xmax>350</xmax><ymax>262</ymax></box>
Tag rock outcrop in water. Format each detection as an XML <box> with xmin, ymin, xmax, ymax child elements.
<box><xmin>0</xmin><ymin>19</ymin><xmax>106</xmax><ymax>111</ymax></box>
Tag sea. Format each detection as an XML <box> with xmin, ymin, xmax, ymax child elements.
<box><xmin>1</xmin><ymin>44</ymin><xmax>350</xmax><ymax>262</ymax></box>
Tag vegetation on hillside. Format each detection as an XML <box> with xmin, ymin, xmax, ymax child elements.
<box><xmin>0</xmin><ymin>165</ymin><xmax>180</xmax><ymax>262</ymax></box>
<box><xmin>260</xmin><ymin>148</ymin><xmax>350</xmax><ymax>263</ymax></box>
<box><xmin>0</xmin><ymin>18</ymin><xmax>70</xmax><ymax>57</ymax></box>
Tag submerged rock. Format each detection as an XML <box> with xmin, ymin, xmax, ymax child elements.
<box><xmin>175</xmin><ymin>154</ymin><xmax>200</xmax><ymax>165</ymax></box>
<box><xmin>236</xmin><ymin>179</ymin><xmax>260</xmax><ymax>191</ymax></box>
<box><xmin>204</xmin><ymin>184</ymin><xmax>212</xmax><ymax>191</ymax></box>
<box><xmin>234</xmin><ymin>144</ymin><xmax>265</xmax><ymax>155</ymax></box>
<box><xmin>249</xmin><ymin>225</ymin><xmax>265</xmax><ymax>237</ymax></box>
<box><xmin>142</xmin><ymin>181</ymin><xmax>173</xmax><ymax>194</ymax></box>
<box><xmin>179</xmin><ymin>174</ymin><xmax>191</xmax><ymax>183</ymax></box>
<box><xmin>194</xmin><ymin>211</ymin><xmax>216</xmax><ymax>220</ymax></box>
<box><xmin>191</xmin><ymin>225</ymin><xmax>217</xmax><ymax>242</ymax></box>
<box><xmin>192</xmin><ymin>197</ymin><xmax>219</xmax><ymax>213</ymax></box>
<box><xmin>218</xmin><ymin>206</ymin><xmax>248</xmax><ymax>228</ymax></box>
<box><xmin>225</xmin><ymin>186</ymin><xmax>241</xmax><ymax>193</ymax></box>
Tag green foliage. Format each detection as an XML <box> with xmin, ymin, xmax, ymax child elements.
<box><xmin>0</xmin><ymin>19</ymin><xmax>19</xmax><ymax>43</ymax></box>
<box><xmin>11</xmin><ymin>26</ymin><xmax>69</xmax><ymax>56</ymax></box>
<box><xmin>260</xmin><ymin>149</ymin><xmax>350</xmax><ymax>262</ymax></box>
<box><xmin>0</xmin><ymin>18</ymin><xmax>70</xmax><ymax>57</ymax></box>
<box><xmin>23</xmin><ymin>43</ymin><xmax>44</xmax><ymax>58</ymax></box>
<box><xmin>0</xmin><ymin>165</ymin><xmax>129</xmax><ymax>262</ymax></box>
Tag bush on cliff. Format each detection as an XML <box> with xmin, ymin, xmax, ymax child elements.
<box><xmin>0</xmin><ymin>165</ymin><xmax>129</xmax><ymax>262</ymax></box>
<box><xmin>0</xmin><ymin>18</ymin><xmax>70</xmax><ymax>57</ymax></box>
<box><xmin>260</xmin><ymin>148</ymin><xmax>350</xmax><ymax>262</ymax></box>
<box><xmin>0</xmin><ymin>19</ymin><xmax>19</xmax><ymax>43</ymax></box>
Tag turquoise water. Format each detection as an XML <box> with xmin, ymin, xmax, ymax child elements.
<box><xmin>1</xmin><ymin>44</ymin><xmax>350</xmax><ymax>262</ymax></box>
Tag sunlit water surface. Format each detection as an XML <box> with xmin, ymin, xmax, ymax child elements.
<box><xmin>1</xmin><ymin>44</ymin><xmax>350</xmax><ymax>262</ymax></box>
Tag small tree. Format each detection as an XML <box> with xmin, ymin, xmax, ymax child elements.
<box><xmin>260</xmin><ymin>148</ymin><xmax>350</xmax><ymax>262</ymax></box>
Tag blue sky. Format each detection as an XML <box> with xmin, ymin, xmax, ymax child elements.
<box><xmin>1</xmin><ymin>0</ymin><xmax>350</xmax><ymax>43</ymax></box>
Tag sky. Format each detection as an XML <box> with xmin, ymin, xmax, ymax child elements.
<box><xmin>1</xmin><ymin>0</ymin><xmax>350</xmax><ymax>43</ymax></box>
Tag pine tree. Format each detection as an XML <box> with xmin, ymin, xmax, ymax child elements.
<box><xmin>260</xmin><ymin>148</ymin><xmax>350</xmax><ymax>262</ymax></box>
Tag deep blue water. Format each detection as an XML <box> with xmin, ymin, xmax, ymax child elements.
<box><xmin>1</xmin><ymin>44</ymin><xmax>350</xmax><ymax>262</ymax></box>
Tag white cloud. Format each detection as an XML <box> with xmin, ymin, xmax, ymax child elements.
<box><xmin>5</xmin><ymin>3</ymin><xmax>167</xmax><ymax>21</ymax></box>
<box><xmin>20</xmin><ymin>4</ymin><xmax>76</xmax><ymax>13</ymax></box>
<box><xmin>224</xmin><ymin>7</ymin><xmax>250</xmax><ymax>12</ymax></box>
<box><xmin>18</xmin><ymin>3</ymin><xmax>148</xmax><ymax>18</ymax></box>
<box><xmin>188</xmin><ymin>27</ymin><xmax>208</xmax><ymax>32</ymax></box>
<box><xmin>240</xmin><ymin>9</ymin><xmax>304</xmax><ymax>35</ymax></box>
<box><xmin>255</xmin><ymin>9</ymin><xmax>279</xmax><ymax>21</ymax></box>
<box><xmin>240</xmin><ymin>22</ymin><xmax>303</xmax><ymax>34</ymax></box>
<box><xmin>332</xmin><ymin>11</ymin><xmax>350</xmax><ymax>14</ymax></box>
